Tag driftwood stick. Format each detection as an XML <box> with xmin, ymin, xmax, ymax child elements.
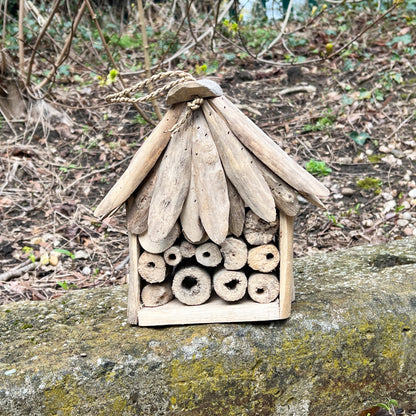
<box><xmin>138</xmin><ymin>251</ymin><xmax>167</xmax><ymax>283</ymax></box>
<box><xmin>127</xmin><ymin>233</ymin><xmax>140</xmax><ymax>325</ymax></box>
<box><xmin>180</xmin><ymin>166</ymin><xmax>205</xmax><ymax>243</ymax></box>
<box><xmin>243</xmin><ymin>210</ymin><xmax>279</xmax><ymax>246</ymax></box>
<box><xmin>148</xmin><ymin>117</ymin><xmax>192</xmax><ymax>242</ymax></box>
<box><xmin>179</xmin><ymin>240</ymin><xmax>196</xmax><ymax>258</ymax></box>
<box><xmin>213</xmin><ymin>269</ymin><xmax>247</xmax><ymax>302</ymax></box>
<box><xmin>163</xmin><ymin>245</ymin><xmax>182</xmax><ymax>267</ymax></box>
<box><xmin>227</xmin><ymin>179</ymin><xmax>245</xmax><ymax>237</ymax></box>
<box><xmin>95</xmin><ymin>103</ymin><xmax>184</xmax><ymax>219</ymax></box>
<box><xmin>279</xmin><ymin>212</ymin><xmax>294</xmax><ymax>319</ymax></box>
<box><xmin>247</xmin><ymin>244</ymin><xmax>280</xmax><ymax>273</ymax></box>
<box><xmin>192</xmin><ymin>109</ymin><xmax>229</xmax><ymax>245</ymax></box>
<box><xmin>195</xmin><ymin>242</ymin><xmax>223</xmax><ymax>267</ymax></box>
<box><xmin>201</xmin><ymin>101</ymin><xmax>276</xmax><ymax>223</ymax></box>
<box><xmin>141</xmin><ymin>282</ymin><xmax>173</xmax><ymax>307</ymax></box>
<box><xmin>220</xmin><ymin>237</ymin><xmax>248</xmax><ymax>270</ymax></box>
<box><xmin>172</xmin><ymin>266</ymin><xmax>212</xmax><ymax>305</ymax></box>
<box><xmin>209</xmin><ymin>96</ymin><xmax>329</xmax><ymax>198</ymax></box>
<box><xmin>138</xmin><ymin>222</ymin><xmax>180</xmax><ymax>254</ymax></box>
<box><xmin>0</xmin><ymin>260</ymin><xmax>37</xmax><ymax>282</ymax></box>
<box><xmin>255</xmin><ymin>158</ymin><xmax>300</xmax><ymax>217</ymax></box>
<box><xmin>248</xmin><ymin>273</ymin><xmax>280</xmax><ymax>304</ymax></box>
<box><xmin>126</xmin><ymin>161</ymin><xmax>159</xmax><ymax>235</ymax></box>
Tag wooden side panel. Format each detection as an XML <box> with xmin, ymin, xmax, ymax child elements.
<box><xmin>127</xmin><ymin>232</ymin><xmax>141</xmax><ymax>325</ymax></box>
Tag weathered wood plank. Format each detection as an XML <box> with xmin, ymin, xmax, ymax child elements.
<box><xmin>138</xmin><ymin>222</ymin><xmax>180</xmax><ymax>254</ymax></box>
<box><xmin>192</xmin><ymin>109</ymin><xmax>229</xmax><ymax>244</ymax></box>
<box><xmin>227</xmin><ymin>179</ymin><xmax>245</xmax><ymax>237</ymax></box>
<box><xmin>148</xmin><ymin>119</ymin><xmax>192</xmax><ymax>242</ymax></box>
<box><xmin>180</xmin><ymin>167</ymin><xmax>205</xmax><ymax>243</ymax></box>
<box><xmin>166</xmin><ymin>79</ymin><xmax>223</xmax><ymax>105</ymax></box>
<box><xmin>209</xmin><ymin>96</ymin><xmax>329</xmax><ymax>198</ymax></box>
<box><xmin>95</xmin><ymin>103</ymin><xmax>184</xmax><ymax>219</ymax></box>
<box><xmin>201</xmin><ymin>101</ymin><xmax>276</xmax><ymax>223</ymax></box>
<box><xmin>127</xmin><ymin>233</ymin><xmax>140</xmax><ymax>325</ymax></box>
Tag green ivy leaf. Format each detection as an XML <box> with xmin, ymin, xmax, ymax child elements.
<box><xmin>349</xmin><ymin>131</ymin><xmax>370</xmax><ymax>145</ymax></box>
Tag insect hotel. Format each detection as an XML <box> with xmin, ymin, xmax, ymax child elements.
<box><xmin>94</xmin><ymin>72</ymin><xmax>329</xmax><ymax>326</ymax></box>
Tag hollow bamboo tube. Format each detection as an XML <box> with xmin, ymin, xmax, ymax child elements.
<box><xmin>141</xmin><ymin>282</ymin><xmax>173</xmax><ymax>307</ymax></box>
<box><xmin>163</xmin><ymin>245</ymin><xmax>182</xmax><ymax>267</ymax></box>
<box><xmin>195</xmin><ymin>242</ymin><xmax>222</xmax><ymax>267</ymax></box>
<box><xmin>243</xmin><ymin>210</ymin><xmax>279</xmax><ymax>246</ymax></box>
<box><xmin>247</xmin><ymin>273</ymin><xmax>280</xmax><ymax>304</ymax></box>
<box><xmin>179</xmin><ymin>240</ymin><xmax>196</xmax><ymax>258</ymax></box>
<box><xmin>138</xmin><ymin>251</ymin><xmax>167</xmax><ymax>283</ymax></box>
<box><xmin>213</xmin><ymin>269</ymin><xmax>247</xmax><ymax>302</ymax></box>
<box><xmin>247</xmin><ymin>244</ymin><xmax>280</xmax><ymax>273</ymax></box>
<box><xmin>220</xmin><ymin>237</ymin><xmax>248</xmax><ymax>270</ymax></box>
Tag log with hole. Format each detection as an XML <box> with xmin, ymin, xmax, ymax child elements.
<box><xmin>95</xmin><ymin>75</ymin><xmax>329</xmax><ymax>326</ymax></box>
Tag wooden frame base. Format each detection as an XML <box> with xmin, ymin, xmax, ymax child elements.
<box><xmin>127</xmin><ymin>210</ymin><xmax>294</xmax><ymax>327</ymax></box>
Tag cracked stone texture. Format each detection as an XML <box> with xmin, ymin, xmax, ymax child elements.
<box><xmin>1</xmin><ymin>238</ymin><xmax>416</xmax><ymax>416</ymax></box>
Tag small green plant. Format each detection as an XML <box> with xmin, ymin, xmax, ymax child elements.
<box><xmin>305</xmin><ymin>159</ymin><xmax>332</xmax><ymax>177</ymax></box>
<box><xmin>376</xmin><ymin>398</ymin><xmax>399</xmax><ymax>416</ymax></box>
<box><xmin>56</xmin><ymin>280</ymin><xmax>78</xmax><ymax>290</ymax></box>
<box><xmin>356</xmin><ymin>177</ymin><xmax>382</xmax><ymax>194</ymax></box>
<box><xmin>303</xmin><ymin>116</ymin><xmax>334</xmax><ymax>132</ymax></box>
<box><xmin>325</xmin><ymin>212</ymin><xmax>344</xmax><ymax>228</ymax></box>
<box><xmin>52</xmin><ymin>248</ymin><xmax>75</xmax><ymax>260</ymax></box>
<box><xmin>22</xmin><ymin>246</ymin><xmax>36</xmax><ymax>263</ymax></box>
<box><xmin>97</xmin><ymin>69</ymin><xmax>119</xmax><ymax>86</ymax></box>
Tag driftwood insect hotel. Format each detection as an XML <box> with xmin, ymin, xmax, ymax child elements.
<box><xmin>95</xmin><ymin>73</ymin><xmax>329</xmax><ymax>326</ymax></box>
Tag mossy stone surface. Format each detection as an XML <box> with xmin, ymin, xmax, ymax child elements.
<box><xmin>1</xmin><ymin>238</ymin><xmax>416</xmax><ymax>415</ymax></box>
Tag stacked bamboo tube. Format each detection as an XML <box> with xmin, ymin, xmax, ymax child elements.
<box><xmin>136</xmin><ymin>208</ymin><xmax>281</xmax><ymax>307</ymax></box>
<box><xmin>95</xmin><ymin>77</ymin><xmax>329</xmax><ymax>324</ymax></box>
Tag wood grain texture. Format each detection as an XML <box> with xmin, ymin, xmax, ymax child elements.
<box><xmin>127</xmin><ymin>233</ymin><xmax>140</xmax><ymax>325</ymax></box>
<box><xmin>279</xmin><ymin>212</ymin><xmax>294</xmax><ymax>319</ymax></box>
<box><xmin>166</xmin><ymin>79</ymin><xmax>223</xmax><ymax>105</ymax></box>
<box><xmin>148</xmin><ymin>117</ymin><xmax>192</xmax><ymax>242</ymax></box>
<box><xmin>220</xmin><ymin>237</ymin><xmax>247</xmax><ymax>270</ymax></box>
<box><xmin>138</xmin><ymin>222</ymin><xmax>180</xmax><ymax>254</ymax></box>
<box><xmin>209</xmin><ymin>96</ymin><xmax>329</xmax><ymax>198</ymax></box>
<box><xmin>201</xmin><ymin>101</ymin><xmax>276</xmax><ymax>223</ymax></box>
<box><xmin>248</xmin><ymin>273</ymin><xmax>280</xmax><ymax>304</ymax></box>
<box><xmin>95</xmin><ymin>103</ymin><xmax>184</xmax><ymax>219</ymax></box>
<box><xmin>243</xmin><ymin>210</ymin><xmax>279</xmax><ymax>246</ymax></box>
<box><xmin>213</xmin><ymin>269</ymin><xmax>247</xmax><ymax>302</ymax></box>
<box><xmin>138</xmin><ymin>251</ymin><xmax>167</xmax><ymax>283</ymax></box>
<box><xmin>192</xmin><ymin>109</ymin><xmax>229</xmax><ymax>244</ymax></box>
<box><xmin>180</xmin><ymin>166</ymin><xmax>205</xmax><ymax>243</ymax></box>
<box><xmin>227</xmin><ymin>179</ymin><xmax>245</xmax><ymax>237</ymax></box>
<box><xmin>126</xmin><ymin>161</ymin><xmax>159</xmax><ymax>235</ymax></box>
<box><xmin>141</xmin><ymin>282</ymin><xmax>173</xmax><ymax>307</ymax></box>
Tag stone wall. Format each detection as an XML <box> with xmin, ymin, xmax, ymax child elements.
<box><xmin>1</xmin><ymin>238</ymin><xmax>416</xmax><ymax>415</ymax></box>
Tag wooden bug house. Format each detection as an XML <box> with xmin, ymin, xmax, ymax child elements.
<box><xmin>95</xmin><ymin>73</ymin><xmax>329</xmax><ymax>326</ymax></box>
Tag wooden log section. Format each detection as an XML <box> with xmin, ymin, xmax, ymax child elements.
<box><xmin>213</xmin><ymin>269</ymin><xmax>247</xmax><ymax>302</ymax></box>
<box><xmin>138</xmin><ymin>251</ymin><xmax>167</xmax><ymax>283</ymax></box>
<box><xmin>95</xmin><ymin>103</ymin><xmax>185</xmax><ymax>219</ymax></box>
<box><xmin>148</xmin><ymin>117</ymin><xmax>192</xmax><ymax>242</ymax></box>
<box><xmin>139</xmin><ymin>222</ymin><xmax>180</xmax><ymax>254</ymax></box>
<box><xmin>180</xmin><ymin>166</ymin><xmax>205</xmax><ymax>243</ymax></box>
<box><xmin>141</xmin><ymin>282</ymin><xmax>173</xmax><ymax>307</ymax></box>
<box><xmin>126</xmin><ymin>162</ymin><xmax>159</xmax><ymax>235</ymax></box>
<box><xmin>127</xmin><ymin>233</ymin><xmax>140</xmax><ymax>325</ymax></box>
<box><xmin>248</xmin><ymin>273</ymin><xmax>280</xmax><ymax>304</ymax></box>
<box><xmin>243</xmin><ymin>210</ymin><xmax>279</xmax><ymax>246</ymax></box>
<box><xmin>247</xmin><ymin>244</ymin><xmax>280</xmax><ymax>273</ymax></box>
<box><xmin>209</xmin><ymin>96</ymin><xmax>329</xmax><ymax>198</ymax></box>
<box><xmin>179</xmin><ymin>240</ymin><xmax>196</xmax><ymax>258</ymax></box>
<box><xmin>254</xmin><ymin>158</ymin><xmax>300</xmax><ymax>217</ymax></box>
<box><xmin>227</xmin><ymin>179</ymin><xmax>245</xmax><ymax>237</ymax></box>
<box><xmin>163</xmin><ymin>245</ymin><xmax>182</xmax><ymax>267</ymax></box>
<box><xmin>192</xmin><ymin>109</ymin><xmax>229</xmax><ymax>245</ymax></box>
<box><xmin>172</xmin><ymin>266</ymin><xmax>212</xmax><ymax>306</ymax></box>
<box><xmin>220</xmin><ymin>237</ymin><xmax>247</xmax><ymax>270</ymax></box>
<box><xmin>195</xmin><ymin>242</ymin><xmax>222</xmax><ymax>268</ymax></box>
<box><xmin>201</xmin><ymin>101</ymin><xmax>276</xmax><ymax>223</ymax></box>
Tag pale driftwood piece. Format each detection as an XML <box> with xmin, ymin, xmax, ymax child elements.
<box><xmin>141</xmin><ymin>282</ymin><xmax>174</xmax><ymax>307</ymax></box>
<box><xmin>138</xmin><ymin>251</ymin><xmax>167</xmax><ymax>283</ymax></box>
<box><xmin>255</xmin><ymin>158</ymin><xmax>300</xmax><ymax>217</ymax></box>
<box><xmin>279</xmin><ymin>212</ymin><xmax>294</xmax><ymax>319</ymax></box>
<box><xmin>213</xmin><ymin>269</ymin><xmax>247</xmax><ymax>302</ymax></box>
<box><xmin>220</xmin><ymin>237</ymin><xmax>248</xmax><ymax>270</ymax></box>
<box><xmin>180</xmin><ymin>166</ymin><xmax>205</xmax><ymax>243</ymax></box>
<box><xmin>299</xmin><ymin>191</ymin><xmax>327</xmax><ymax>210</ymax></box>
<box><xmin>163</xmin><ymin>245</ymin><xmax>182</xmax><ymax>267</ymax></box>
<box><xmin>248</xmin><ymin>273</ymin><xmax>280</xmax><ymax>304</ymax></box>
<box><xmin>227</xmin><ymin>179</ymin><xmax>245</xmax><ymax>237</ymax></box>
<box><xmin>192</xmin><ymin>109</ymin><xmax>229</xmax><ymax>245</ymax></box>
<box><xmin>127</xmin><ymin>233</ymin><xmax>140</xmax><ymax>325</ymax></box>
<box><xmin>179</xmin><ymin>240</ymin><xmax>196</xmax><ymax>258</ymax></box>
<box><xmin>148</xmin><ymin>118</ymin><xmax>192</xmax><ymax>242</ymax></box>
<box><xmin>138</xmin><ymin>295</ymin><xmax>280</xmax><ymax>326</ymax></box>
<box><xmin>209</xmin><ymin>96</ymin><xmax>329</xmax><ymax>198</ymax></box>
<box><xmin>201</xmin><ymin>101</ymin><xmax>276</xmax><ymax>223</ymax></box>
<box><xmin>166</xmin><ymin>79</ymin><xmax>223</xmax><ymax>106</ymax></box>
<box><xmin>195</xmin><ymin>242</ymin><xmax>222</xmax><ymax>267</ymax></box>
<box><xmin>95</xmin><ymin>104</ymin><xmax>184</xmax><ymax>219</ymax></box>
<box><xmin>126</xmin><ymin>162</ymin><xmax>159</xmax><ymax>235</ymax></box>
<box><xmin>138</xmin><ymin>222</ymin><xmax>180</xmax><ymax>254</ymax></box>
<box><xmin>247</xmin><ymin>244</ymin><xmax>280</xmax><ymax>273</ymax></box>
<box><xmin>243</xmin><ymin>210</ymin><xmax>279</xmax><ymax>246</ymax></box>
<box><xmin>183</xmin><ymin>231</ymin><xmax>209</xmax><ymax>245</ymax></box>
<box><xmin>172</xmin><ymin>266</ymin><xmax>212</xmax><ymax>306</ymax></box>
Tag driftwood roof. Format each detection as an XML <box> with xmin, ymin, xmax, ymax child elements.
<box><xmin>94</xmin><ymin>78</ymin><xmax>329</xmax><ymax>246</ymax></box>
